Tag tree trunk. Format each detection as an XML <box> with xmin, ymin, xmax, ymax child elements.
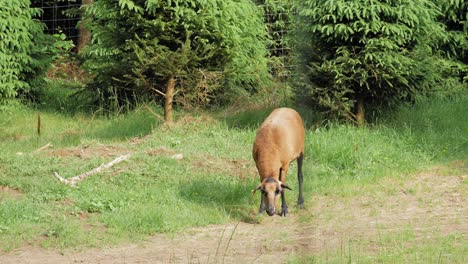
<box><xmin>164</xmin><ymin>76</ymin><xmax>176</xmax><ymax>123</ymax></box>
<box><xmin>77</xmin><ymin>0</ymin><xmax>93</xmax><ymax>52</ymax></box>
<box><xmin>355</xmin><ymin>96</ymin><xmax>365</xmax><ymax>126</ymax></box>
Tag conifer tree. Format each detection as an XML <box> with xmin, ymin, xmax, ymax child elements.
<box><xmin>82</xmin><ymin>0</ymin><xmax>270</xmax><ymax>119</ymax></box>
<box><xmin>293</xmin><ymin>0</ymin><xmax>446</xmax><ymax>124</ymax></box>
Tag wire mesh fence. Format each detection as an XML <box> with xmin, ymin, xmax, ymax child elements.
<box><xmin>32</xmin><ymin>1</ymin><xmax>296</xmax><ymax>79</ymax></box>
<box><xmin>32</xmin><ymin>0</ymin><xmax>81</xmax><ymax>45</ymax></box>
<box><xmin>260</xmin><ymin>2</ymin><xmax>297</xmax><ymax>80</ymax></box>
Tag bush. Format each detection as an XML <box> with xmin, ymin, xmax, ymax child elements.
<box><xmin>0</xmin><ymin>0</ymin><xmax>42</xmax><ymax>101</ymax></box>
<box><xmin>0</xmin><ymin>0</ymin><xmax>69</xmax><ymax>103</ymax></box>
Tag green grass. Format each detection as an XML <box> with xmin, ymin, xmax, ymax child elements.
<box><xmin>388</xmin><ymin>95</ymin><xmax>468</xmax><ymax>161</ymax></box>
<box><xmin>0</xmin><ymin>91</ymin><xmax>467</xmax><ymax>251</ymax></box>
<box><xmin>34</xmin><ymin>79</ymin><xmax>88</xmax><ymax>115</ymax></box>
<box><xmin>287</xmin><ymin>230</ymin><xmax>467</xmax><ymax>264</ymax></box>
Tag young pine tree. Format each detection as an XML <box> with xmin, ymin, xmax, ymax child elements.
<box><xmin>82</xmin><ymin>0</ymin><xmax>270</xmax><ymax>120</ymax></box>
<box><xmin>293</xmin><ymin>0</ymin><xmax>446</xmax><ymax>124</ymax></box>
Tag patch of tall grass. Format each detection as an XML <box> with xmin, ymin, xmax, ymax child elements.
<box><xmin>388</xmin><ymin>95</ymin><xmax>468</xmax><ymax>160</ymax></box>
<box><xmin>303</xmin><ymin>125</ymin><xmax>419</xmax><ymax>195</ymax></box>
<box><xmin>34</xmin><ymin>79</ymin><xmax>87</xmax><ymax>114</ymax></box>
<box><xmin>0</xmin><ymin>105</ymin><xmax>162</xmax><ymax>154</ymax></box>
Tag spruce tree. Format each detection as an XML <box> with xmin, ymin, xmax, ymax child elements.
<box><xmin>82</xmin><ymin>0</ymin><xmax>270</xmax><ymax>119</ymax></box>
<box><xmin>293</xmin><ymin>0</ymin><xmax>446</xmax><ymax>124</ymax></box>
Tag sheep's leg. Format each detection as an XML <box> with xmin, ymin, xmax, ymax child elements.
<box><xmin>297</xmin><ymin>153</ymin><xmax>304</xmax><ymax>209</ymax></box>
<box><xmin>279</xmin><ymin>165</ymin><xmax>290</xmax><ymax>216</ymax></box>
<box><xmin>279</xmin><ymin>165</ymin><xmax>289</xmax><ymax>182</ymax></box>
<box><xmin>280</xmin><ymin>190</ymin><xmax>288</xmax><ymax>216</ymax></box>
<box><xmin>258</xmin><ymin>195</ymin><xmax>266</xmax><ymax>214</ymax></box>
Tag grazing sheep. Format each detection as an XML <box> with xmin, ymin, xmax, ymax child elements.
<box><xmin>252</xmin><ymin>108</ymin><xmax>305</xmax><ymax>216</ymax></box>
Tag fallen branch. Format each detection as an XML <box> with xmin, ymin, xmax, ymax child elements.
<box><xmin>53</xmin><ymin>154</ymin><xmax>131</xmax><ymax>186</ymax></box>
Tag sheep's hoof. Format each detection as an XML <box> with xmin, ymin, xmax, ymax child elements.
<box><xmin>280</xmin><ymin>207</ymin><xmax>289</xmax><ymax>217</ymax></box>
<box><xmin>298</xmin><ymin>197</ymin><xmax>304</xmax><ymax>209</ymax></box>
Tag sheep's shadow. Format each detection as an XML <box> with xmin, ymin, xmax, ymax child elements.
<box><xmin>179</xmin><ymin>178</ymin><xmax>260</xmax><ymax>223</ymax></box>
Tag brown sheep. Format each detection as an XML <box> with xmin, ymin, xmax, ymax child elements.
<box><xmin>252</xmin><ymin>108</ymin><xmax>305</xmax><ymax>216</ymax></box>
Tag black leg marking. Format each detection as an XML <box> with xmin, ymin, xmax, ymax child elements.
<box><xmin>281</xmin><ymin>190</ymin><xmax>288</xmax><ymax>217</ymax></box>
<box><xmin>259</xmin><ymin>195</ymin><xmax>266</xmax><ymax>214</ymax></box>
<box><xmin>297</xmin><ymin>153</ymin><xmax>304</xmax><ymax>209</ymax></box>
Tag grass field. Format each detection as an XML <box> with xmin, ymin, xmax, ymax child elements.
<box><xmin>0</xmin><ymin>88</ymin><xmax>467</xmax><ymax>261</ymax></box>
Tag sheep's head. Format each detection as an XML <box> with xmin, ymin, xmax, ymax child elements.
<box><xmin>252</xmin><ymin>177</ymin><xmax>291</xmax><ymax>216</ymax></box>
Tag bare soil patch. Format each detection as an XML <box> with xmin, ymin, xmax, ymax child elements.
<box><xmin>0</xmin><ymin>186</ymin><xmax>23</xmax><ymax>199</ymax></box>
<box><xmin>297</xmin><ymin>170</ymin><xmax>467</xmax><ymax>255</ymax></box>
<box><xmin>1</xmin><ymin>167</ymin><xmax>466</xmax><ymax>263</ymax></box>
<box><xmin>146</xmin><ymin>146</ymin><xmax>179</xmax><ymax>157</ymax></box>
<box><xmin>45</xmin><ymin>145</ymin><xmax>130</xmax><ymax>159</ymax></box>
<box><xmin>129</xmin><ymin>134</ymin><xmax>154</xmax><ymax>145</ymax></box>
<box><xmin>193</xmin><ymin>155</ymin><xmax>257</xmax><ymax>179</ymax></box>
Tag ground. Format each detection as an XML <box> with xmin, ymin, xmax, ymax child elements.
<box><xmin>1</xmin><ymin>164</ymin><xmax>466</xmax><ymax>263</ymax></box>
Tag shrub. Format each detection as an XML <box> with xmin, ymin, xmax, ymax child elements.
<box><xmin>0</xmin><ymin>0</ymin><xmax>68</xmax><ymax>103</ymax></box>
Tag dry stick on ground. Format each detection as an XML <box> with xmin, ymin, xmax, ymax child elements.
<box><xmin>34</xmin><ymin>143</ymin><xmax>52</xmax><ymax>153</ymax></box>
<box><xmin>222</xmin><ymin>222</ymin><xmax>240</xmax><ymax>264</ymax></box>
<box><xmin>53</xmin><ymin>154</ymin><xmax>131</xmax><ymax>186</ymax></box>
<box><xmin>214</xmin><ymin>226</ymin><xmax>227</xmax><ymax>262</ymax></box>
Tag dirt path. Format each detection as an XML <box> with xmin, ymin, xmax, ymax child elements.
<box><xmin>1</xmin><ymin>169</ymin><xmax>466</xmax><ymax>263</ymax></box>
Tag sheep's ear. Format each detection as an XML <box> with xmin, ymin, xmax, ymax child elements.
<box><xmin>281</xmin><ymin>183</ymin><xmax>292</xmax><ymax>191</ymax></box>
<box><xmin>251</xmin><ymin>184</ymin><xmax>262</xmax><ymax>195</ymax></box>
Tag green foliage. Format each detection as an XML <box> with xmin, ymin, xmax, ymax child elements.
<box><xmin>0</xmin><ymin>0</ymin><xmax>42</xmax><ymax>101</ymax></box>
<box><xmin>82</xmin><ymin>0</ymin><xmax>270</xmax><ymax>112</ymax></box>
<box><xmin>256</xmin><ymin>0</ymin><xmax>294</xmax><ymax>80</ymax></box>
<box><xmin>292</xmin><ymin>0</ymin><xmax>449</xmax><ymax>120</ymax></box>
<box><xmin>34</xmin><ymin>79</ymin><xmax>88</xmax><ymax>114</ymax></box>
<box><xmin>0</xmin><ymin>1</ymin><xmax>71</xmax><ymax>103</ymax></box>
<box><xmin>433</xmin><ymin>0</ymin><xmax>467</xmax><ymax>53</ymax></box>
<box><xmin>431</xmin><ymin>0</ymin><xmax>467</xmax><ymax>80</ymax></box>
